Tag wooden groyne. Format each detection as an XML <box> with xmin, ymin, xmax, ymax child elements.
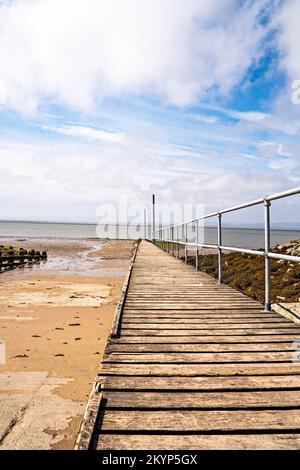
<box><xmin>0</xmin><ymin>246</ymin><xmax>47</xmax><ymax>272</ymax></box>
<box><xmin>79</xmin><ymin>240</ymin><xmax>300</xmax><ymax>450</ymax></box>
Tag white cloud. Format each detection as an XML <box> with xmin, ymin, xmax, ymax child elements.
<box><xmin>276</xmin><ymin>0</ymin><xmax>300</xmax><ymax>81</ymax></box>
<box><xmin>229</xmin><ymin>110</ymin><xmax>269</xmax><ymax>122</ymax></box>
<box><xmin>0</xmin><ymin>131</ymin><xmax>297</xmax><ymax>223</ymax></box>
<box><xmin>41</xmin><ymin>125</ymin><xmax>127</xmax><ymax>143</ymax></box>
<box><xmin>0</xmin><ymin>0</ymin><xmax>269</xmax><ymax>114</ymax></box>
<box><xmin>192</xmin><ymin>115</ymin><xmax>221</xmax><ymax>125</ymax></box>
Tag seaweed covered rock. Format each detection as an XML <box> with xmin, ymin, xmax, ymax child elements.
<box><xmin>275</xmin><ymin>239</ymin><xmax>300</xmax><ymax>257</ymax></box>
<box><xmin>184</xmin><ymin>239</ymin><xmax>300</xmax><ymax>304</ymax></box>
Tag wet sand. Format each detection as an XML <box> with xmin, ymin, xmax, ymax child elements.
<box><xmin>0</xmin><ymin>237</ymin><xmax>134</xmax><ymax>449</ymax></box>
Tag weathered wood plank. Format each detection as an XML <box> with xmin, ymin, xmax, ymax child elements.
<box><xmin>99</xmin><ymin>409</ymin><xmax>300</xmax><ymax>432</ymax></box>
<box><xmin>104</xmin><ymin>351</ymin><xmax>297</xmax><ymax>363</ymax></box>
<box><xmin>123</xmin><ymin>312</ymin><xmax>282</xmax><ymax>319</ymax></box>
<box><xmin>100</xmin><ymin>363</ymin><xmax>300</xmax><ymax>376</ymax></box>
<box><xmin>103</xmin><ymin>390</ymin><xmax>300</xmax><ymax>409</ymax></box>
<box><xmin>98</xmin><ymin>374</ymin><xmax>300</xmax><ymax>391</ymax></box>
<box><xmin>122</xmin><ymin>322</ymin><xmax>295</xmax><ymax>330</ymax></box>
<box><xmin>121</xmin><ymin>328</ymin><xmax>300</xmax><ymax>336</ymax></box>
<box><xmin>112</xmin><ymin>334</ymin><xmax>300</xmax><ymax>343</ymax></box>
<box><xmin>106</xmin><ymin>342</ymin><xmax>297</xmax><ymax>354</ymax></box>
<box><xmin>96</xmin><ymin>433</ymin><xmax>300</xmax><ymax>450</ymax></box>
<box><xmin>122</xmin><ymin>316</ymin><xmax>289</xmax><ymax>323</ymax></box>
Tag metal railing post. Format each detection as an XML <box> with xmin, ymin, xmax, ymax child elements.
<box><xmin>217</xmin><ymin>213</ymin><xmax>223</xmax><ymax>283</ymax></box>
<box><xmin>152</xmin><ymin>187</ymin><xmax>300</xmax><ymax>308</ymax></box>
<box><xmin>152</xmin><ymin>194</ymin><xmax>156</xmax><ymax>242</ymax></box>
<box><xmin>185</xmin><ymin>223</ymin><xmax>188</xmax><ymax>264</ymax></box>
<box><xmin>172</xmin><ymin>227</ymin><xmax>175</xmax><ymax>256</ymax></box>
<box><xmin>196</xmin><ymin>220</ymin><xmax>199</xmax><ymax>271</ymax></box>
<box><xmin>144</xmin><ymin>209</ymin><xmax>147</xmax><ymax>240</ymax></box>
<box><xmin>264</xmin><ymin>199</ymin><xmax>272</xmax><ymax>312</ymax></box>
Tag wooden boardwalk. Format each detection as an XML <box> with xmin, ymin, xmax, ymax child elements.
<box><xmin>89</xmin><ymin>241</ymin><xmax>300</xmax><ymax>449</ymax></box>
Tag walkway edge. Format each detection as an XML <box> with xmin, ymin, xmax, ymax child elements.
<box><xmin>110</xmin><ymin>239</ymin><xmax>140</xmax><ymax>338</ymax></box>
<box><xmin>74</xmin><ymin>385</ymin><xmax>102</xmax><ymax>450</ymax></box>
<box><xmin>75</xmin><ymin>240</ymin><xmax>140</xmax><ymax>450</ymax></box>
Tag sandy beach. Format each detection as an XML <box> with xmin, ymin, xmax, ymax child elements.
<box><xmin>0</xmin><ymin>237</ymin><xmax>134</xmax><ymax>449</ymax></box>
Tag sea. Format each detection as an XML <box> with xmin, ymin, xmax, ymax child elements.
<box><xmin>1</xmin><ymin>221</ymin><xmax>300</xmax><ymax>250</ymax></box>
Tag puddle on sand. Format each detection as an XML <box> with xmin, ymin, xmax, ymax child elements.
<box><xmin>0</xmin><ymin>238</ymin><xmax>129</xmax><ymax>279</ymax></box>
<box><xmin>0</xmin><ymin>239</ymin><xmax>107</xmax><ymax>278</ymax></box>
<box><xmin>31</xmin><ymin>244</ymin><xmax>104</xmax><ymax>276</ymax></box>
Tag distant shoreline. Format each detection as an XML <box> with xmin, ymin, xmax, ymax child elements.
<box><xmin>1</xmin><ymin>220</ymin><xmax>300</xmax><ymax>231</ymax></box>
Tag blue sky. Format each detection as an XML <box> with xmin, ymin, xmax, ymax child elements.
<box><xmin>0</xmin><ymin>0</ymin><xmax>300</xmax><ymax>225</ymax></box>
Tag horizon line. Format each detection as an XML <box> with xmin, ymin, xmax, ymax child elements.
<box><xmin>0</xmin><ymin>219</ymin><xmax>300</xmax><ymax>231</ymax></box>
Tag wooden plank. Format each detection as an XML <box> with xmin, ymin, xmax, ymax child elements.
<box><xmin>99</xmin><ymin>409</ymin><xmax>300</xmax><ymax>432</ymax></box>
<box><xmin>124</xmin><ymin>306</ymin><xmax>263</xmax><ymax>313</ymax></box>
<box><xmin>126</xmin><ymin>295</ymin><xmax>258</xmax><ymax>300</ymax></box>
<box><xmin>121</xmin><ymin>328</ymin><xmax>300</xmax><ymax>336</ymax></box>
<box><xmin>126</xmin><ymin>291</ymin><xmax>254</xmax><ymax>294</ymax></box>
<box><xmin>100</xmin><ymin>363</ymin><xmax>300</xmax><ymax>376</ymax></box>
<box><xmin>98</xmin><ymin>374</ymin><xmax>300</xmax><ymax>391</ymax></box>
<box><xmin>106</xmin><ymin>342</ymin><xmax>297</xmax><ymax>353</ymax></box>
<box><xmin>122</xmin><ymin>316</ymin><xmax>289</xmax><ymax>323</ymax></box>
<box><xmin>104</xmin><ymin>351</ymin><xmax>297</xmax><ymax>364</ymax></box>
<box><xmin>103</xmin><ymin>390</ymin><xmax>300</xmax><ymax>409</ymax></box>
<box><xmin>122</xmin><ymin>322</ymin><xmax>294</xmax><ymax>329</ymax></box>
<box><xmin>112</xmin><ymin>334</ymin><xmax>300</xmax><ymax>343</ymax></box>
<box><xmin>96</xmin><ymin>433</ymin><xmax>300</xmax><ymax>450</ymax></box>
<box><xmin>123</xmin><ymin>312</ymin><xmax>282</xmax><ymax>318</ymax></box>
<box><xmin>125</xmin><ymin>302</ymin><xmax>261</xmax><ymax>306</ymax></box>
<box><xmin>124</xmin><ymin>306</ymin><xmax>262</xmax><ymax>310</ymax></box>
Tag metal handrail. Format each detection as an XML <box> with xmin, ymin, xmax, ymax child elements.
<box><xmin>153</xmin><ymin>186</ymin><xmax>300</xmax><ymax>312</ymax></box>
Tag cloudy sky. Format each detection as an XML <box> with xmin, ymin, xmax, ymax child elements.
<box><xmin>0</xmin><ymin>0</ymin><xmax>300</xmax><ymax>224</ymax></box>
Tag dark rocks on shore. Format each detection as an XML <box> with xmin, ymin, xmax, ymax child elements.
<box><xmin>0</xmin><ymin>244</ymin><xmax>47</xmax><ymax>272</ymax></box>
<box><xmin>275</xmin><ymin>239</ymin><xmax>300</xmax><ymax>257</ymax></box>
<box><xmin>185</xmin><ymin>239</ymin><xmax>300</xmax><ymax>304</ymax></box>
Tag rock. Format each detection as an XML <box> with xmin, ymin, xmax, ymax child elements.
<box><xmin>276</xmin><ymin>239</ymin><xmax>300</xmax><ymax>257</ymax></box>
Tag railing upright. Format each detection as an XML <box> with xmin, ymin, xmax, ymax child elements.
<box><xmin>171</xmin><ymin>227</ymin><xmax>174</xmax><ymax>256</ymax></box>
<box><xmin>217</xmin><ymin>213</ymin><xmax>223</xmax><ymax>283</ymax></box>
<box><xmin>152</xmin><ymin>186</ymin><xmax>300</xmax><ymax>313</ymax></box>
<box><xmin>264</xmin><ymin>199</ymin><xmax>272</xmax><ymax>312</ymax></box>
<box><xmin>184</xmin><ymin>224</ymin><xmax>187</xmax><ymax>263</ymax></box>
<box><xmin>196</xmin><ymin>220</ymin><xmax>199</xmax><ymax>270</ymax></box>
<box><xmin>144</xmin><ymin>209</ymin><xmax>147</xmax><ymax>240</ymax></box>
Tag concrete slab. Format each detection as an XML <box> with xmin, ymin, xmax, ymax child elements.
<box><xmin>0</xmin><ymin>372</ymin><xmax>48</xmax><ymax>392</ymax></box>
<box><xmin>0</xmin><ymin>372</ymin><xmax>84</xmax><ymax>449</ymax></box>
